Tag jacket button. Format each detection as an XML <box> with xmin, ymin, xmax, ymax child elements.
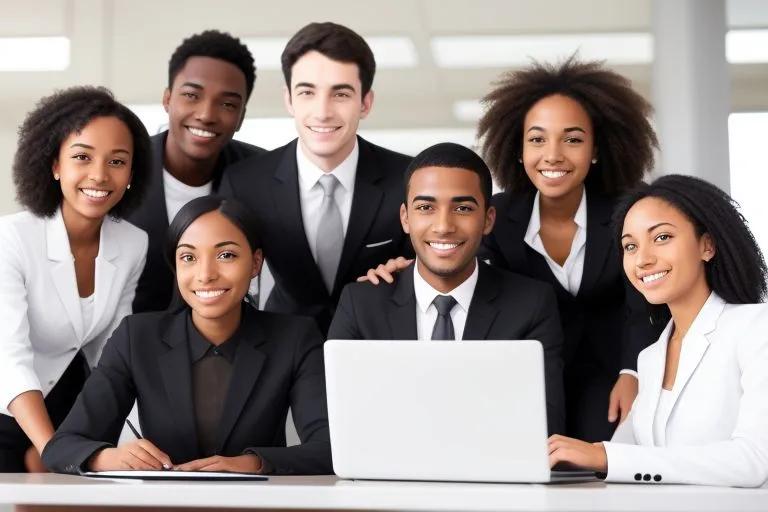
<box><xmin>654</xmin><ymin>474</ymin><xmax>662</xmax><ymax>482</ymax></box>
<box><xmin>643</xmin><ymin>474</ymin><xmax>651</xmax><ymax>481</ymax></box>
<box><xmin>634</xmin><ymin>473</ymin><xmax>642</xmax><ymax>481</ymax></box>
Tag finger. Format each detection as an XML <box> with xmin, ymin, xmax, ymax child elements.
<box><xmin>124</xmin><ymin>452</ymin><xmax>157</xmax><ymax>471</ymax></box>
<box><xmin>127</xmin><ymin>446</ymin><xmax>164</xmax><ymax>470</ymax></box>
<box><xmin>356</xmin><ymin>275</ymin><xmax>370</xmax><ymax>282</ymax></box>
<box><xmin>607</xmin><ymin>392</ymin><xmax>619</xmax><ymax>423</ymax></box>
<box><xmin>374</xmin><ymin>265</ymin><xmax>395</xmax><ymax>284</ymax></box>
<box><xmin>175</xmin><ymin>456</ymin><xmax>216</xmax><ymax>471</ymax></box>
<box><xmin>366</xmin><ymin>269</ymin><xmax>380</xmax><ymax>285</ymax></box>
<box><xmin>138</xmin><ymin>440</ymin><xmax>172</xmax><ymax>468</ymax></box>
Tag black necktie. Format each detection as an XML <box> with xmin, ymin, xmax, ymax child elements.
<box><xmin>431</xmin><ymin>295</ymin><xmax>457</xmax><ymax>340</ymax></box>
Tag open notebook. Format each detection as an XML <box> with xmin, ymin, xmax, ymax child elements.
<box><xmin>82</xmin><ymin>470</ymin><xmax>268</xmax><ymax>481</ymax></box>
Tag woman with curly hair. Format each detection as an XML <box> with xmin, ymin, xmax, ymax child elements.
<box><xmin>0</xmin><ymin>86</ymin><xmax>152</xmax><ymax>472</ymax></box>
<box><xmin>360</xmin><ymin>56</ymin><xmax>661</xmax><ymax>442</ymax></box>
<box><xmin>549</xmin><ymin>174</ymin><xmax>768</xmax><ymax>488</ymax></box>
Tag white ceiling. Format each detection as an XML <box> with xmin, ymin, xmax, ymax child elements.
<box><xmin>0</xmin><ymin>0</ymin><xmax>767</xmax><ymax>132</ymax></box>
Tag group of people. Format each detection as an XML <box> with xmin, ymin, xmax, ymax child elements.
<box><xmin>0</xmin><ymin>21</ymin><xmax>766</xmax><ymax>488</ymax></box>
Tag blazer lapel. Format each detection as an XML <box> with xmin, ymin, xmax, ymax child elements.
<box><xmin>334</xmin><ymin>137</ymin><xmax>385</xmax><ymax>293</ymax></box>
<box><xmin>387</xmin><ymin>266</ymin><xmax>418</xmax><ymax>339</ymax></box>
<box><xmin>271</xmin><ymin>140</ymin><xmax>327</xmax><ymax>295</ymax></box>
<box><xmin>503</xmin><ymin>191</ymin><xmax>537</xmax><ymax>269</ymax></box>
<box><xmin>216</xmin><ymin>310</ymin><xmax>266</xmax><ymax>452</ymax></box>
<box><xmin>158</xmin><ymin>313</ymin><xmax>199</xmax><ymax>460</ymax></box>
<box><xmin>46</xmin><ymin>209</ymin><xmax>83</xmax><ymax>341</ymax></box>
<box><xmin>84</xmin><ymin>218</ymin><xmax>119</xmax><ymax>339</ymax></box>
<box><xmin>578</xmin><ymin>189</ymin><xmax>614</xmax><ymax>296</ymax></box>
<box><xmin>463</xmin><ymin>263</ymin><xmax>501</xmax><ymax>340</ymax></box>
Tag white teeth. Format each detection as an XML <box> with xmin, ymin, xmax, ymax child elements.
<box><xmin>541</xmin><ymin>170</ymin><xmax>568</xmax><ymax>179</ymax></box>
<box><xmin>81</xmin><ymin>189</ymin><xmax>109</xmax><ymax>198</ymax></box>
<box><xmin>429</xmin><ymin>242</ymin><xmax>459</xmax><ymax>251</ymax></box>
<box><xmin>642</xmin><ymin>271</ymin><xmax>668</xmax><ymax>283</ymax></box>
<box><xmin>195</xmin><ymin>289</ymin><xmax>226</xmax><ymax>298</ymax></box>
<box><xmin>309</xmin><ymin>127</ymin><xmax>338</xmax><ymax>133</ymax></box>
<box><xmin>188</xmin><ymin>127</ymin><xmax>217</xmax><ymax>138</ymax></box>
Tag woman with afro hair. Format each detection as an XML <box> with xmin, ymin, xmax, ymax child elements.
<box><xmin>0</xmin><ymin>86</ymin><xmax>152</xmax><ymax>472</ymax></box>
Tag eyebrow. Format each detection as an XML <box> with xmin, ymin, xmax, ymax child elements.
<box><xmin>180</xmin><ymin>82</ymin><xmax>243</xmax><ymax>100</ymax></box>
<box><xmin>621</xmin><ymin>222</ymin><xmax>677</xmax><ymax>239</ymax></box>
<box><xmin>412</xmin><ymin>195</ymin><xmax>479</xmax><ymax>205</ymax></box>
<box><xmin>526</xmin><ymin>125</ymin><xmax>587</xmax><ymax>134</ymax></box>
<box><xmin>293</xmin><ymin>82</ymin><xmax>357</xmax><ymax>93</ymax></box>
<box><xmin>176</xmin><ymin>241</ymin><xmax>241</xmax><ymax>250</ymax></box>
<box><xmin>69</xmin><ymin>143</ymin><xmax>130</xmax><ymax>155</ymax></box>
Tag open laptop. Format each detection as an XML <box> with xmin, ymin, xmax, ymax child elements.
<box><xmin>324</xmin><ymin>339</ymin><xmax>596</xmax><ymax>484</ymax></box>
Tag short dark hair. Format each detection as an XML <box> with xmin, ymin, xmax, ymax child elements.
<box><xmin>165</xmin><ymin>195</ymin><xmax>262</xmax><ymax>312</ymax></box>
<box><xmin>613</xmin><ymin>174</ymin><xmax>767</xmax><ymax>325</ymax></box>
<box><xmin>404</xmin><ymin>143</ymin><xmax>493</xmax><ymax>209</ymax></box>
<box><xmin>281</xmin><ymin>22</ymin><xmax>376</xmax><ymax>97</ymax></box>
<box><xmin>12</xmin><ymin>86</ymin><xmax>152</xmax><ymax>219</ymax></box>
<box><xmin>478</xmin><ymin>54</ymin><xmax>658</xmax><ymax>195</ymax></box>
<box><xmin>168</xmin><ymin>30</ymin><xmax>256</xmax><ymax>100</ymax></box>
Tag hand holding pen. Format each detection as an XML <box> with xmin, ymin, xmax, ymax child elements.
<box><xmin>87</xmin><ymin>419</ymin><xmax>173</xmax><ymax>472</ymax></box>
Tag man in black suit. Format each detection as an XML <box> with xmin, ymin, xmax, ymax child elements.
<box><xmin>127</xmin><ymin>30</ymin><xmax>265</xmax><ymax>313</ymax></box>
<box><xmin>221</xmin><ymin>23</ymin><xmax>412</xmax><ymax>335</ymax></box>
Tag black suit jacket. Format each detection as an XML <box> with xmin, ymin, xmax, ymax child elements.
<box><xmin>127</xmin><ymin>132</ymin><xmax>265</xmax><ymax>313</ymax></box>
<box><xmin>220</xmin><ymin>136</ymin><xmax>413</xmax><ymax>335</ymax></box>
<box><xmin>481</xmin><ymin>188</ymin><xmax>661</xmax><ymax>376</ymax></box>
<box><xmin>328</xmin><ymin>263</ymin><xmax>566</xmax><ymax>435</ymax></box>
<box><xmin>42</xmin><ymin>306</ymin><xmax>332</xmax><ymax>475</ymax></box>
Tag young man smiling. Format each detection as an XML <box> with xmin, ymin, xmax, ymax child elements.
<box><xmin>222</xmin><ymin>22</ymin><xmax>412</xmax><ymax>335</ymax></box>
<box><xmin>328</xmin><ymin>142</ymin><xmax>566</xmax><ymax>435</ymax></box>
<box><xmin>127</xmin><ymin>30</ymin><xmax>265</xmax><ymax>313</ymax></box>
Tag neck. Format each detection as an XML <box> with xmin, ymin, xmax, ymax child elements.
<box><xmin>418</xmin><ymin>258</ymin><xmax>476</xmax><ymax>294</ymax></box>
<box><xmin>299</xmin><ymin>137</ymin><xmax>355</xmax><ymax>173</ymax></box>
<box><xmin>191</xmin><ymin>304</ymin><xmax>242</xmax><ymax>346</ymax></box>
<box><xmin>539</xmin><ymin>184</ymin><xmax>584</xmax><ymax>222</ymax></box>
<box><xmin>60</xmin><ymin>202</ymin><xmax>103</xmax><ymax>249</ymax></box>
<box><xmin>164</xmin><ymin>136</ymin><xmax>219</xmax><ymax>187</ymax></box>
<box><xmin>667</xmin><ymin>277</ymin><xmax>712</xmax><ymax>339</ymax></box>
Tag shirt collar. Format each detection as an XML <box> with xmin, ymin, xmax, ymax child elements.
<box><xmin>296</xmin><ymin>138</ymin><xmax>359</xmax><ymax>195</ymax></box>
<box><xmin>524</xmin><ymin>188</ymin><xmax>588</xmax><ymax>244</ymax></box>
<box><xmin>413</xmin><ymin>258</ymin><xmax>480</xmax><ymax>315</ymax></box>
<box><xmin>186</xmin><ymin>312</ymin><xmax>240</xmax><ymax>364</ymax></box>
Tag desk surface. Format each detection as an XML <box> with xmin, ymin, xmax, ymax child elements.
<box><xmin>0</xmin><ymin>474</ymin><xmax>766</xmax><ymax>512</ymax></box>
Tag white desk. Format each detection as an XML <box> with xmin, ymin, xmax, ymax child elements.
<box><xmin>0</xmin><ymin>474</ymin><xmax>766</xmax><ymax>512</ymax></box>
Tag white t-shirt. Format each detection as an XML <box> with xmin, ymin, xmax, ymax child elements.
<box><xmin>80</xmin><ymin>294</ymin><xmax>95</xmax><ymax>339</ymax></box>
<box><xmin>163</xmin><ymin>169</ymin><xmax>213</xmax><ymax>223</ymax></box>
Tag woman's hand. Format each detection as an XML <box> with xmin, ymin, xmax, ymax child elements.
<box><xmin>174</xmin><ymin>454</ymin><xmax>263</xmax><ymax>473</ymax></box>
<box><xmin>88</xmin><ymin>440</ymin><xmax>172</xmax><ymax>471</ymax></box>
<box><xmin>356</xmin><ymin>257</ymin><xmax>414</xmax><ymax>285</ymax></box>
<box><xmin>548</xmin><ymin>434</ymin><xmax>607</xmax><ymax>472</ymax></box>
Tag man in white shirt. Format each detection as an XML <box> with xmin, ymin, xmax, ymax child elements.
<box><xmin>328</xmin><ymin>142</ymin><xmax>566</xmax><ymax>435</ymax></box>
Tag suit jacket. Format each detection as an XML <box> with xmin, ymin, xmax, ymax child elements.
<box><xmin>328</xmin><ymin>262</ymin><xmax>566</xmax><ymax>435</ymax></box>
<box><xmin>126</xmin><ymin>132</ymin><xmax>265</xmax><ymax>314</ymax></box>
<box><xmin>220</xmin><ymin>136</ymin><xmax>413</xmax><ymax>335</ymax></box>
<box><xmin>0</xmin><ymin>208</ymin><xmax>147</xmax><ymax>416</ymax></box>
<box><xmin>481</xmin><ymin>188</ymin><xmax>660</xmax><ymax>375</ymax></box>
<box><xmin>42</xmin><ymin>305</ymin><xmax>332</xmax><ymax>475</ymax></box>
<box><xmin>604</xmin><ymin>293</ymin><xmax>768</xmax><ymax>487</ymax></box>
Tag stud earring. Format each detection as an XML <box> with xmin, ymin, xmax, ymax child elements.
<box><xmin>127</xmin><ymin>183</ymin><xmax>131</xmax><ymax>190</ymax></box>
<box><xmin>591</xmin><ymin>158</ymin><xmax>598</xmax><ymax>164</ymax></box>
<box><xmin>53</xmin><ymin>174</ymin><xmax>60</xmax><ymax>180</ymax></box>
<box><xmin>518</xmin><ymin>158</ymin><xmax>523</xmax><ymax>163</ymax></box>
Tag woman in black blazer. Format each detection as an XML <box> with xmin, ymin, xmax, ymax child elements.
<box><xmin>42</xmin><ymin>196</ymin><xmax>332</xmax><ymax>475</ymax></box>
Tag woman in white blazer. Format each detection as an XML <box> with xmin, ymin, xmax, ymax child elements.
<box><xmin>0</xmin><ymin>87</ymin><xmax>152</xmax><ymax>472</ymax></box>
<box><xmin>548</xmin><ymin>174</ymin><xmax>768</xmax><ymax>487</ymax></box>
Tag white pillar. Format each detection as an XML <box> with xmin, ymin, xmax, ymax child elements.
<box><xmin>651</xmin><ymin>0</ymin><xmax>731</xmax><ymax>192</ymax></box>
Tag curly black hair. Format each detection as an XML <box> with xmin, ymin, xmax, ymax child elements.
<box><xmin>613</xmin><ymin>174</ymin><xmax>767</xmax><ymax>324</ymax></box>
<box><xmin>12</xmin><ymin>86</ymin><xmax>152</xmax><ymax>218</ymax></box>
<box><xmin>478</xmin><ymin>54</ymin><xmax>658</xmax><ymax>195</ymax></box>
<box><xmin>168</xmin><ymin>30</ymin><xmax>256</xmax><ymax>100</ymax></box>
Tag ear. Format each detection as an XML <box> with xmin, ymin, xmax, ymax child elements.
<box><xmin>162</xmin><ymin>88</ymin><xmax>171</xmax><ymax>113</ymax></box>
<box><xmin>360</xmin><ymin>90</ymin><xmax>375</xmax><ymax>120</ymax></box>
<box><xmin>701</xmin><ymin>233</ymin><xmax>716</xmax><ymax>262</ymax></box>
<box><xmin>400</xmin><ymin>202</ymin><xmax>410</xmax><ymax>234</ymax></box>
<box><xmin>483</xmin><ymin>205</ymin><xmax>497</xmax><ymax>235</ymax></box>
<box><xmin>251</xmin><ymin>249</ymin><xmax>264</xmax><ymax>278</ymax></box>
<box><xmin>52</xmin><ymin>159</ymin><xmax>60</xmax><ymax>178</ymax></box>
<box><xmin>283</xmin><ymin>85</ymin><xmax>294</xmax><ymax>116</ymax></box>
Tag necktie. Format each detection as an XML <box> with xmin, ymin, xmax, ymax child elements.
<box><xmin>315</xmin><ymin>174</ymin><xmax>344</xmax><ymax>292</ymax></box>
<box><xmin>431</xmin><ymin>295</ymin><xmax>457</xmax><ymax>340</ymax></box>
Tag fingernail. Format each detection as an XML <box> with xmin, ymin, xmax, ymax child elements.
<box><xmin>163</xmin><ymin>464</ymin><xmax>171</xmax><ymax>470</ymax></box>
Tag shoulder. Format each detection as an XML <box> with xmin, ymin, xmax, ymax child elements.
<box><xmin>358</xmin><ymin>137</ymin><xmax>411</xmax><ymax>168</ymax></box>
<box><xmin>106</xmin><ymin>217</ymin><xmax>149</xmax><ymax>252</ymax></box>
<box><xmin>0</xmin><ymin>211</ymin><xmax>44</xmax><ymax>254</ymax></box>
<box><xmin>719</xmin><ymin>303</ymin><xmax>768</xmax><ymax>357</ymax></box>
<box><xmin>226</xmin><ymin>138</ymin><xmax>266</xmax><ymax>160</ymax></box>
<box><xmin>225</xmin><ymin>141</ymin><xmax>294</xmax><ymax>177</ymax></box>
<box><xmin>482</xmin><ymin>262</ymin><xmax>550</xmax><ymax>294</ymax></box>
<box><xmin>244</xmin><ymin>308</ymin><xmax>322</xmax><ymax>345</ymax></box>
<box><xmin>341</xmin><ymin>279</ymin><xmax>396</xmax><ymax>304</ymax></box>
<box><xmin>489</xmin><ymin>190</ymin><xmax>534</xmax><ymax>219</ymax></box>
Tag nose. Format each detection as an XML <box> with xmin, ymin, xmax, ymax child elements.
<box><xmin>196</xmin><ymin>257</ymin><xmax>218</xmax><ymax>284</ymax></box>
<box><xmin>431</xmin><ymin>208</ymin><xmax>456</xmax><ymax>235</ymax></box>
<box><xmin>88</xmin><ymin>162</ymin><xmax>109</xmax><ymax>184</ymax></box>
<box><xmin>195</xmin><ymin>99</ymin><xmax>217</xmax><ymax>124</ymax></box>
<box><xmin>313</xmin><ymin>95</ymin><xmax>332</xmax><ymax>121</ymax></box>
<box><xmin>634</xmin><ymin>243</ymin><xmax>656</xmax><ymax>269</ymax></box>
<box><xmin>544</xmin><ymin>140</ymin><xmax>564</xmax><ymax>164</ymax></box>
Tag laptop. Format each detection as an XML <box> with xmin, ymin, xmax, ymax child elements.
<box><xmin>324</xmin><ymin>339</ymin><xmax>596</xmax><ymax>484</ymax></box>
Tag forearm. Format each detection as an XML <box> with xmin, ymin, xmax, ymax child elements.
<box><xmin>8</xmin><ymin>391</ymin><xmax>55</xmax><ymax>452</ymax></box>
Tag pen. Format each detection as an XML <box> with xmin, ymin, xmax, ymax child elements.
<box><xmin>125</xmin><ymin>419</ymin><xmax>172</xmax><ymax>470</ymax></box>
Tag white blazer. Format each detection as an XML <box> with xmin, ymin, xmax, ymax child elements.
<box><xmin>604</xmin><ymin>293</ymin><xmax>768</xmax><ymax>487</ymax></box>
<box><xmin>0</xmin><ymin>208</ymin><xmax>147</xmax><ymax>416</ymax></box>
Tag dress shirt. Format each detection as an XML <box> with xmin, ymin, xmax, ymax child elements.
<box><xmin>524</xmin><ymin>189</ymin><xmax>587</xmax><ymax>296</ymax></box>
<box><xmin>296</xmin><ymin>141</ymin><xmax>358</xmax><ymax>262</ymax></box>
<box><xmin>413</xmin><ymin>259</ymin><xmax>479</xmax><ymax>341</ymax></box>
<box><xmin>163</xmin><ymin>169</ymin><xmax>213</xmax><ymax>224</ymax></box>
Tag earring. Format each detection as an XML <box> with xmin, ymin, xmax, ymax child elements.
<box><xmin>53</xmin><ymin>174</ymin><xmax>59</xmax><ymax>181</ymax></box>
<box><xmin>591</xmin><ymin>158</ymin><xmax>598</xmax><ymax>164</ymax></box>
<box><xmin>518</xmin><ymin>158</ymin><xmax>523</xmax><ymax>163</ymax></box>
<box><xmin>127</xmin><ymin>183</ymin><xmax>131</xmax><ymax>190</ymax></box>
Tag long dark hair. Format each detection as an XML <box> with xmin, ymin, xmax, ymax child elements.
<box><xmin>164</xmin><ymin>195</ymin><xmax>262</xmax><ymax>313</ymax></box>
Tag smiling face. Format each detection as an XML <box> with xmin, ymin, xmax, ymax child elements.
<box><xmin>175</xmin><ymin>210</ymin><xmax>262</xmax><ymax>326</ymax></box>
<box><xmin>54</xmin><ymin>116</ymin><xmax>133</xmax><ymax>222</ymax></box>
<box><xmin>621</xmin><ymin>197</ymin><xmax>715</xmax><ymax>307</ymax></box>
<box><xmin>522</xmin><ymin>94</ymin><xmax>596</xmax><ymax>201</ymax></box>
<box><xmin>401</xmin><ymin>166</ymin><xmax>496</xmax><ymax>292</ymax></box>
<box><xmin>284</xmin><ymin>50</ymin><xmax>373</xmax><ymax>171</ymax></box>
<box><xmin>163</xmin><ymin>56</ymin><xmax>247</xmax><ymax>165</ymax></box>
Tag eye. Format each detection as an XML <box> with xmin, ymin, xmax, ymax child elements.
<box><xmin>182</xmin><ymin>92</ymin><xmax>198</xmax><ymax>100</ymax></box>
<box><xmin>222</xmin><ymin>102</ymin><xmax>238</xmax><ymax>110</ymax></box>
<box><xmin>565</xmin><ymin>137</ymin><xmax>583</xmax><ymax>144</ymax></box>
<box><xmin>296</xmin><ymin>90</ymin><xmax>313</xmax><ymax>97</ymax></box>
<box><xmin>71</xmin><ymin>153</ymin><xmax>89</xmax><ymax>161</ymax></box>
<box><xmin>527</xmin><ymin>136</ymin><xmax>545</xmax><ymax>144</ymax></box>
<box><xmin>455</xmin><ymin>205</ymin><xmax>474</xmax><ymax>213</ymax></box>
<box><xmin>334</xmin><ymin>92</ymin><xmax>351</xmax><ymax>98</ymax></box>
<box><xmin>623</xmin><ymin>242</ymin><xmax>637</xmax><ymax>252</ymax></box>
<box><xmin>654</xmin><ymin>233</ymin><xmax>672</xmax><ymax>243</ymax></box>
<box><xmin>217</xmin><ymin>251</ymin><xmax>237</xmax><ymax>260</ymax></box>
<box><xmin>415</xmin><ymin>204</ymin><xmax>433</xmax><ymax>212</ymax></box>
<box><xmin>178</xmin><ymin>253</ymin><xmax>195</xmax><ymax>263</ymax></box>
<box><xmin>108</xmin><ymin>159</ymin><xmax>126</xmax><ymax>167</ymax></box>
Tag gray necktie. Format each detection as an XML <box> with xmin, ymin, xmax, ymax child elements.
<box><xmin>431</xmin><ymin>295</ymin><xmax>457</xmax><ymax>340</ymax></box>
<box><xmin>315</xmin><ymin>174</ymin><xmax>344</xmax><ymax>292</ymax></box>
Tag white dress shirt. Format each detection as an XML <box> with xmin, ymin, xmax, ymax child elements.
<box><xmin>296</xmin><ymin>141</ymin><xmax>358</xmax><ymax>262</ymax></box>
<box><xmin>163</xmin><ymin>169</ymin><xmax>213</xmax><ymax>223</ymax></box>
<box><xmin>524</xmin><ymin>189</ymin><xmax>587</xmax><ymax>296</ymax></box>
<box><xmin>413</xmin><ymin>259</ymin><xmax>480</xmax><ymax>341</ymax></box>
